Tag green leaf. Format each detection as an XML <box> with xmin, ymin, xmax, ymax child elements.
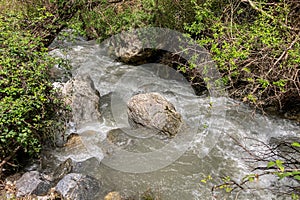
<box><xmin>276</xmin><ymin>172</ymin><xmax>293</xmax><ymax>179</ymax></box>
<box><xmin>276</xmin><ymin>160</ymin><xmax>285</xmax><ymax>172</ymax></box>
<box><xmin>242</xmin><ymin>67</ymin><xmax>251</xmax><ymax>73</ymax></box>
<box><xmin>225</xmin><ymin>187</ymin><xmax>233</xmax><ymax>193</ymax></box>
<box><xmin>293</xmin><ymin>175</ymin><xmax>300</xmax><ymax>181</ymax></box>
<box><xmin>267</xmin><ymin>161</ymin><xmax>275</xmax><ymax>168</ymax></box>
<box><xmin>243</xmin><ymin>174</ymin><xmax>257</xmax><ymax>182</ymax></box>
<box><xmin>200</xmin><ymin>175</ymin><xmax>212</xmax><ymax>184</ymax></box>
<box><xmin>291</xmin><ymin>142</ymin><xmax>300</xmax><ymax>148</ymax></box>
<box><xmin>292</xmin><ymin>193</ymin><xmax>299</xmax><ymax>200</ymax></box>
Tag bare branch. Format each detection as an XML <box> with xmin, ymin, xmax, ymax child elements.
<box><xmin>274</xmin><ymin>33</ymin><xmax>300</xmax><ymax>66</ymax></box>
<box><xmin>241</xmin><ymin>0</ymin><xmax>300</xmax><ymax>31</ymax></box>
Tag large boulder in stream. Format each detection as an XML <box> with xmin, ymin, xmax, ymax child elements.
<box><xmin>127</xmin><ymin>92</ymin><xmax>183</xmax><ymax>137</ymax></box>
<box><xmin>108</xmin><ymin>31</ymin><xmax>148</xmax><ymax>63</ymax></box>
<box><xmin>62</xmin><ymin>74</ymin><xmax>101</xmax><ymax>128</ymax></box>
<box><xmin>108</xmin><ymin>29</ymin><xmax>168</xmax><ymax>64</ymax></box>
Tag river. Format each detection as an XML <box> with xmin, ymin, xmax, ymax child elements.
<box><xmin>48</xmin><ymin>34</ymin><xmax>299</xmax><ymax>200</ymax></box>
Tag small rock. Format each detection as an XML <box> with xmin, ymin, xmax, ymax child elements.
<box><xmin>55</xmin><ymin>173</ymin><xmax>100</xmax><ymax>200</ymax></box>
<box><xmin>41</xmin><ymin>158</ymin><xmax>72</xmax><ymax>184</ymax></box>
<box><xmin>58</xmin><ymin>132</ymin><xmax>104</xmax><ymax>162</ymax></box>
<box><xmin>52</xmin><ymin>158</ymin><xmax>73</xmax><ymax>184</ymax></box>
<box><xmin>127</xmin><ymin>92</ymin><xmax>183</xmax><ymax>137</ymax></box>
<box><xmin>16</xmin><ymin>171</ymin><xmax>51</xmax><ymax>197</ymax></box>
<box><xmin>107</xmin><ymin>128</ymin><xmax>133</xmax><ymax>148</ymax></box>
<box><xmin>104</xmin><ymin>191</ymin><xmax>122</xmax><ymax>200</ymax></box>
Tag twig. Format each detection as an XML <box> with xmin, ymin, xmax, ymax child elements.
<box><xmin>0</xmin><ymin>146</ymin><xmax>21</xmax><ymax>170</ymax></box>
<box><xmin>241</xmin><ymin>0</ymin><xmax>300</xmax><ymax>31</ymax></box>
<box><xmin>274</xmin><ymin>34</ymin><xmax>300</xmax><ymax>66</ymax></box>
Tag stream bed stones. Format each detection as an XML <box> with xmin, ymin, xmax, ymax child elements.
<box><xmin>55</xmin><ymin>173</ymin><xmax>100</xmax><ymax>200</ymax></box>
<box><xmin>13</xmin><ymin>158</ymin><xmax>101</xmax><ymax>200</ymax></box>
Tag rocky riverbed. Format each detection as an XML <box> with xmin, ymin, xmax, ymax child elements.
<box><xmin>2</xmin><ymin>31</ymin><xmax>299</xmax><ymax>200</ymax></box>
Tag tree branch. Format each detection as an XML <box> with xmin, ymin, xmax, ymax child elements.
<box><xmin>241</xmin><ymin>0</ymin><xmax>300</xmax><ymax>31</ymax></box>
<box><xmin>274</xmin><ymin>33</ymin><xmax>300</xmax><ymax>66</ymax></box>
<box><xmin>0</xmin><ymin>146</ymin><xmax>21</xmax><ymax>177</ymax></box>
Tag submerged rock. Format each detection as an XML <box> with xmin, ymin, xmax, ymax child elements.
<box><xmin>55</xmin><ymin>131</ymin><xmax>104</xmax><ymax>163</ymax></box>
<box><xmin>62</xmin><ymin>74</ymin><xmax>101</xmax><ymax>128</ymax></box>
<box><xmin>55</xmin><ymin>173</ymin><xmax>100</xmax><ymax>200</ymax></box>
<box><xmin>16</xmin><ymin>171</ymin><xmax>51</xmax><ymax>197</ymax></box>
<box><xmin>104</xmin><ymin>191</ymin><xmax>122</xmax><ymax>200</ymax></box>
<box><xmin>127</xmin><ymin>92</ymin><xmax>183</xmax><ymax>137</ymax></box>
<box><xmin>55</xmin><ymin>133</ymin><xmax>89</xmax><ymax>162</ymax></box>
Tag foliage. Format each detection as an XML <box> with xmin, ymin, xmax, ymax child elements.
<box><xmin>72</xmin><ymin>0</ymin><xmax>299</xmax><ymax>114</ymax></box>
<box><xmin>77</xmin><ymin>0</ymin><xmax>154</xmax><ymax>41</ymax></box>
<box><xmin>184</xmin><ymin>0</ymin><xmax>300</xmax><ymax>112</ymax></box>
<box><xmin>0</xmin><ymin>8</ymin><xmax>67</xmax><ymax>175</ymax></box>
<box><xmin>150</xmin><ymin>0</ymin><xmax>195</xmax><ymax>31</ymax></box>
<box><xmin>73</xmin><ymin>0</ymin><xmax>195</xmax><ymax>41</ymax></box>
<box><xmin>18</xmin><ymin>0</ymin><xmax>104</xmax><ymax>47</ymax></box>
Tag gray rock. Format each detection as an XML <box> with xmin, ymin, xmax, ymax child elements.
<box><xmin>108</xmin><ymin>31</ymin><xmax>144</xmax><ymax>63</ymax></box>
<box><xmin>127</xmin><ymin>92</ymin><xmax>183</xmax><ymax>137</ymax></box>
<box><xmin>16</xmin><ymin>171</ymin><xmax>51</xmax><ymax>197</ymax></box>
<box><xmin>55</xmin><ymin>173</ymin><xmax>100</xmax><ymax>200</ymax></box>
<box><xmin>42</xmin><ymin>158</ymin><xmax>73</xmax><ymax>184</ymax></box>
<box><xmin>108</xmin><ymin>30</ymin><xmax>168</xmax><ymax>64</ymax></box>
<box><xmin>52</xmin><ymin>158</ymin><xmax>73</xmax><ymax>183</ymax></box>
<box><xmin>62</xmin><ymin>74</ymin><xmax>101</xmax><ymax>128</ymax></box>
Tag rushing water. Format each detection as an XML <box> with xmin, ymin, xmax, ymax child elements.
<box><xmin>48</xmin><ymin>38</ymin><xmax>299</xmax><ymax>200</ymax></box>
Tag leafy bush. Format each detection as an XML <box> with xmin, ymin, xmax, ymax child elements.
<box><xmin>77</xmin><ymin>0</ymin><xmax>154</xmax><ymax>41</ymax></box>
<box><xmin>0</xmin><ymin>10</ymin><xmax>66</xmax><ymax>175</ymax></box>
<box><xmin>74</xmin><ymin>0</ymin><xmax>299</xmax><ymax>114</ymax></box>
<box><xmin>72</xmin><ymin>0</ymin><xmax>195</xmax><ymax>41</ymax></box>
<box><xmin>184</xmin><ymin>0</ymin><xmax>300</xmax><ymax>112</ymax></box>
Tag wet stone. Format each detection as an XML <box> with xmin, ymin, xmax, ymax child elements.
<box><xmin>127</xmin><ymin>92</ymin><xmax>183</xmax><ymax>137</ymax></box>
<box><xmin>62</xmin><ymin>74</ymin><xmax>101</xmax><ymax>128</ymax></box>
<box><xmin>104</xmin><ymin>191</ymin><xmax>122</xmax><ymax>200</ymax></box>
<box><xmin>16</xmin><ymin>171</ymin><xmax>51</xmax><ymax>197</ymax></box>
<box><xmin>55</xmin><ymin>173</ymin><xmax>100</xmax><ymax>200</ymax></box>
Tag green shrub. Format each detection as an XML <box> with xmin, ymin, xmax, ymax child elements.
<box><xmin>77</xmin><ymin>0</ymin><xmax>154</xmax><ymax>41</ymax></box>
<box><xmin>184</xmin><ymin>0</ymin><xmax>300</xmax><ymax>111</ymax></box>
<box><xmin>72</xmin><ymin>0</ymin><xmax>195</xmax><ymax>41</ymax></box>
<box><xmin>0</xmin><ymin>11</ymin><xmax>66</xmax><ymax>175</ymax></box>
